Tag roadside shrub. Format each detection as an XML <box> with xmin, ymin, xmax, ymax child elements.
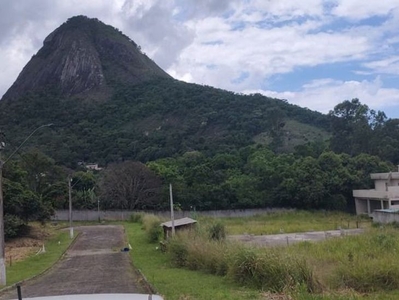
<box><xmin>334</xmin><ymin>260</ymin><xmax>399</xmax><ymax>292</ymax></box>
<box><xmin>185</xmin><ymin>236</ymin><xmax>229</xmax><ymax>275</ymax></box>
<box><xmin>207</xmin><ymin>221</ymin><xmax>226</xmax><ymax>241</ymax></box>
<box><xmin>4</xmin><ymin>214</ymin><xmax>25</xmax><ymax>239</ymax></box>
<box><xmin>147</xmin><ymin>222</ymin><xmax>162</xmax><ymax>243</ymax></box>
<box><xmin>168</xmin><ymin>237</ymin><xmax>188</xmax><ymax>267</ymax></box>
<box><xmin>167</xmin><ymin>230</ymin><xmax>229</xmax><ymax>275</ymax></box>
<box><xmin>142</xmin><ymin>214</ymin><xmax>162</xmax><ymax>243</ymax></box>
<box><xmin>129</xmin><ymin>212</ymin><xmax>144</xmax><ymax>224</ymax></box>
<box><xmin>142</xmin><ymin>214</ymin><xmax>161</xmax><ymax>231</ymax></box>
<box><xmin>228</xmin><ymin>247</ymin><xmax>318</xmax><ymax>292</ymax></box>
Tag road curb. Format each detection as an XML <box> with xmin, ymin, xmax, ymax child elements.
<box><xmin>132</xmin><ymin>263</ymin><xmax>158</xmax><ymax>295</ymax></box>
<box><xmin>0</xmin><ymin>231</ymin><xmax>80</xmax><ymax>295</ymax></box>
<box><xmin>123</xmin><ymin>226</ymin><xmax>158</xmax><ymax>295</ymax></box>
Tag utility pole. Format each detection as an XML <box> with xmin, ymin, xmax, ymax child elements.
<box><xmin>68</xmin><ymin>176</ymin><xmax>73</xmax><ymax>239</ymax></box>
<box><xmin>0</xmin><ymin>138</ymin><xmax>6</xmax><ymax>286</ymax></box>
<box><xmin>97</xmin><ymin>198</ymin><xmax>100</xmax><ymax>223</ymax></box>
<box><xmin>169</xmin><ymin>183</ymin><xmax>175</xmax><ymax>236</ymax></box>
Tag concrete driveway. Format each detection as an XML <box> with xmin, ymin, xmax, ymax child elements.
<box><xmin>0</xmin><ymin>225</ymin><xmax>146</xmax><ymax>299</ymax></box>
<box><xmin>229</xmin><ymin>228</ymin><xmax>364</xmax><ymax>247</ymax></box>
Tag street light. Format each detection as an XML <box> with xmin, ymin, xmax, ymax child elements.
<box><xmin>0</xmin><ymin>123</ymin><xmax>52</xmax><ymax>286</ymax></box>
<box><xmin>68</xmin><ymin>176</ymin><xmax>73</xmax><ymax>239</ymax></box>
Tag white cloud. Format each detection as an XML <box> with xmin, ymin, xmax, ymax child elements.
<box><xmin>168</xmin><ymin>17</ymin><xmax>370</xmax><ymax>92</ymax></box>
<box><xmin>363</xmin><ymin>56</ymin><xmax>399</xmax><ymax>75</ymax></box>
<box><xmin>331</xmin><ymin>0</ymin><xmax>399</xmax><ymax>20</ymax></box>
<box><xmin>249</xmin><ymin>0</ymin><xmax>324</xmax><ymax>18</ymax></box>
<box><xmin>244</xmin><ymin>77</ymin><xmax>399</xmax><ymax>113</ymax></box>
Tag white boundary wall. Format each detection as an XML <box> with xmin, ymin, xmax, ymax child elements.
<box><xmin>373</xmin><ymin>210</ymin><xmax>399</xmax><ymax>224</ymax></box>
<box><xmin>52</xmin><ymin>208</ymin><xmax>294</xmax><ymax>221</ymax></box>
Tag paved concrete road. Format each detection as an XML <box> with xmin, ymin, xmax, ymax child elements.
<box><xmin>0</xmin><ymin>225</ymin><xmax>146</xmax><ymax>299</ymax></box>
<box><xmin>229</xmin><ymin>228</ymin><xmax>364</xmax><ymax>247</ymax></box>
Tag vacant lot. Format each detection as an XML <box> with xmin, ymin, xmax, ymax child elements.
<box><xmin>129</xmin><ymin>211</ymin><xmax>399</xmax><ymax>299</ymax></box>
<box><xmin>219</xmin><ymin>210</ymin><xmax>369</xmax><ymax>235</ymax></box>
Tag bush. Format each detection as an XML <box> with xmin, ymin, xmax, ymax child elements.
<box><xmin>129</xmin><ymin>212</ymin><xmax>144</xmax><ymax>224</ymax></box>
<box><xmin>186</xmin><ymin>236</ymin><xmax>229</xmax><ymax>275</ymax></box>
<box><xmin>142</xmin><ymin>214</ymin><xmax>162</xmax><ymax>243</ymax></box>
<box><xmin>167</xmin><ymin>230</ymin><xmax>229</xmax><ymax>275</ymax></box>
<box><xmin>228</xmin><ymin>247</ymin><xmax>317</xmax><ymax>292</ymax></box>
<box><xmin>168</xmin><ymin>237</ymin><xmax>188</xmax><ymax>267</ymax></box>
<box><xmin>147</xmin><ymin>222</ymin><xmax>162</xmax><ymax>243</ymax></box>
<box><xmin>335</xmin><ymin>260</ymin><xmax>399</xmax><ymax>292</ymax></box>
<box><xmin>207</xmin><ymin>221</ymin><xmax>226</xmax><ymax>241</ymax></box>
<box><xmin>4</xmin><ymin>214</ymin><xmax>25</xmax><ymax>239</ymax></box>
<box><xmin>142</xmin><ymin>214</ymin><xmax>160</xmax><ymax>230</ymax></box>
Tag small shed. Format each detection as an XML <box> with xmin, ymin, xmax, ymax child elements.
<box><xmin>160</xmin><ymin>217</ymin><xmax>197</xmax><ymax>239</ymax></box>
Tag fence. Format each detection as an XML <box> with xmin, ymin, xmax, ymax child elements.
<box><xmin>52</xmin><ymin>208</ymin><xmax>293</xmax><ymax>221</ymax></box>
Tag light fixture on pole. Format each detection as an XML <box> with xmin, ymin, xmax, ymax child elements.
<box><xmin>68</xmin><ymin>176</ymin><xmax>73</xmax><ymax>239</ymax></box>
<box><xmin>0</xmin><ymin>123</ymin><xmax>52</xmax><ymax>286</ymax></box>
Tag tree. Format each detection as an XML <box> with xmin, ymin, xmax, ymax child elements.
<box><xmin>2</xmin><ymin>162</ymin><xmax>53</xmax><ymax>238</ymax></box>
<box><xmin>18</xmin><ymin>149</ymin><xmax>58</xmax><ymax>194</ymax></box>
<box><xmin>329</xmin><ymin>98</ymin><xmax>387</xmax><ymax>156</ymax></box>
<box><xmin>98</xmin><ymin>161</ymin><xmax>162</xmax><ymax>210</ymax></box>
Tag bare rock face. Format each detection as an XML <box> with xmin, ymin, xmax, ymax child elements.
<box><xmin>2</xmin><ymin>16</ymin><xmax>171</xmax><ymax>101</ymax></box>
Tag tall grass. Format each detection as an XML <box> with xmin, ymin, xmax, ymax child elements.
<box><xmin>228</xmin><ymin>246</ymin><xmax>317</xmax><ymax>292</ymax></box>
<box><xmin>129</xmin><ymin>212</ymin><xmax>144</xmax><ymax>223</ymax></box>
<box><xmin>141</xmin><ymin>214</ymin><xmax>163</xmax><ymax>243</ymax></box>
<box><xmin>166</xmin><ymin>213</ymin><xmax>399</xmax><ymax>295</ymax></box>
<box><xmin>169</xmin><ymin>232</ymin><xmax>229</xmax><ymax>275</ymax></box>
<box><xmin>207</xmin><ymin>221</ymin><xmax>226</xmax><ymax>241</ymax></box>
<box><xmin>167</xmin><ymin>229</ymin><xmax>318</xmax><ymax>293</ymax></box>
<box><xmin>287</xmin><ymin>227</ymin><xmax>399</xmax><ymax>293</ymax></box>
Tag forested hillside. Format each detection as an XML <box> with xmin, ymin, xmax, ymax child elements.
<box><xmin>0</xmin><ymin>78</ymin><xmax>330</xmax><ymax>166</ymax></box>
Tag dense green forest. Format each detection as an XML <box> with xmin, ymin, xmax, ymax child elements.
<box><xmin>2</xmin><ymin>140</ymin><xmax>392</xmax><ymax>239</ymax></box>
<box><xmin>0</xmin><ymin>78</ymin><xmax>330</xmax><ymax>166</ymax></box>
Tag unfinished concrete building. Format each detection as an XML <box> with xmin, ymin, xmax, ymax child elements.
<box><xmin>353</xmin><ymin>172</ymin><xmax>399</xmax><ymax>215</ymax></box>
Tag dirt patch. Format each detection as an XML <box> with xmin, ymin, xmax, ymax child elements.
<box><xmin>261</xmin><ymin>292</ymin><xmax>292</xmax><ymax>299</ymax></box>
<box><xmin>229</xmin><ymin>229</ymin><xmax>364</xmax><ymax>247</ymax></box>
<box><xmin>5</xmin><ymin>224</ymin><xmax>53</xmax><ymax>264</ymax></box>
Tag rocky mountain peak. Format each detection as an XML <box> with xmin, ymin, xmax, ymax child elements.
<box><xmin>2</xmin><ymin>15</ymin><xmax>171</xmax><ymax>101</ymax></box>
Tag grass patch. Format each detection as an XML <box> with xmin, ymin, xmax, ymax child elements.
<box><xmin>165</xmin><ymin>227</ymin><xmax>318</xmax><ymax>294</ymax></box>
<box><xmin>221</xmin><ymin>210</ymin><xmax>370</xmax><ymax>235</ymax></box>
<box><xmin>283</xmin><ymin>226</ymin><xmax>399</xmax><ymax>297</ymax></box>
<box><xmin>125</xmin><ymin>222</ymin><xmax>262</xmax><ymax>300</ymax></box>
<box><xmin>141</xmin><ymin>214</ymin><xmax>164</xmax><ymax>243</ymax></box>
<box><xmin>129</xmin><ymin>211</ymin><xmax>398</xmax><ymax>299</ymax></box>
<box><xmin>6</xmin><ymin>230</ymin><xmax>72</xmax><ymax>286</ymax></box>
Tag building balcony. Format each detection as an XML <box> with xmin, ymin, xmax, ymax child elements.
<box><xmin>353</xmin><ymin>189</ymin><xmax>388</xmax><ymax>199</ymax></box>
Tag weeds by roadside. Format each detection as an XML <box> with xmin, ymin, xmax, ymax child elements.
<box><xmin>166</xmin><ymin>227</ymin><xmax>319</xmax><ymax>293</ymax></box>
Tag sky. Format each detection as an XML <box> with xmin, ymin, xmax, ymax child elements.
<box><xmin>0</xmin><ymin>0</ymin><xmax>399</xmax><ymax>117</ymax></box>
